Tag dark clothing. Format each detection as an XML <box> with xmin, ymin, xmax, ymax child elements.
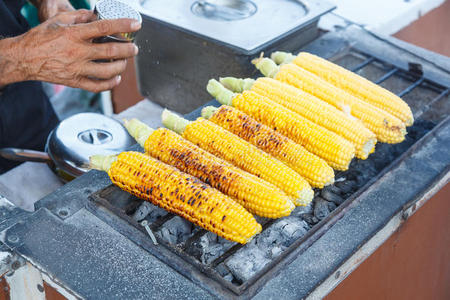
<box><xmin>0</xmin><ymin>0</ymin><xmax>59</xmax><ymax>173</ymax></box>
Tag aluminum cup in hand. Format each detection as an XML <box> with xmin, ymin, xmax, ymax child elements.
<box><xmin>93</xmin><ymin>0</ymin><xmax>142</xmax><ymax>43</ymax></box>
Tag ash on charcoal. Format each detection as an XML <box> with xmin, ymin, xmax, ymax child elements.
<box><xmin>131</xmin><ymin>202</ymin><xmax>155</xmax><ymax>222</ymax></box>
<box><xmin>321</xmin><ymin>188</ymin><xmax>345</xmax><ymax>205</ymax></box>
<box><xmin>300</xmin><ymin>213</ymin><xmax>318</xmax><ymax>225</ymax></box>
<box><xmin>132</xmin><ymin>201</ymin><xmax>168</xmax><ymax>223</ymax></box>
<box><xmin>313</xmin><ymin>197</ymin><xmax>330</xmax><ymax>220</ymax></box>
<box><xmin>225</xmin><ymin>217</ymin><xmax>308</xmax><ymax>282</ymax></box>
<box><xmin>291</xmin><ymin>202</ymin><xmax>313</xmax><ymax>216</ymax></box>
<box><xmin>156</xmin><ymin>216</ymin><xmax>193</xmax><ymax>244</ymax></box>
<box><xmin>225</xmin><ymin>245</ymin><xmax>270</xmax><ymax>282</ymax></box>
<box><xmin>187</xmin><ymin>231</ymin><xmax>235</xmax><ymax>265</ymax></box>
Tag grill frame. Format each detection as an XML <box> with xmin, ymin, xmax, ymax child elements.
<box><xmin>85</xmin><ymin>46</ymin><xmax>449</xmax><ymax>296</ymax></box>
<box><xmin>2</xmin><ymin>24</ymin><xmax>447</xmax><ymax>300</ymax></box>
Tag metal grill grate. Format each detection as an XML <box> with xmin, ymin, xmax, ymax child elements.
<box><xmin>87</xmin><ymin>49</ymin><xmax>449</xmax><ymax>296</ymax></box>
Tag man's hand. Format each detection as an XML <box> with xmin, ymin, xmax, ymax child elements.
<box><xmin>0</xmin><ymin>10</ymin><xmax>141</xmax><ymax>93</ymax></box>
<box><xmin>30</xmin><ymin>0</ymin><xmax>75</xmax><ymax>22</ymax></box>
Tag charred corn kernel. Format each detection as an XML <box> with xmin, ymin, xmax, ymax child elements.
<box><xmin>123</xmin><ymin>119</ymin><xmax>295</xmax><ymax>218</ymax></box>
<box><xmin>221</xmin><ymin>77</ymin><xmax>377</xmax><ymax>159</ymax></box>
<box><xmin>162</xmin><ymin>111</ymin><xmax>314</xmax><ymax>206</ymax></box>
<box><xmin>207</xmin><ymin>79</ymin><xmax>355</xmax><ymax>171</ymax></box>
<box><xmin>90</xmin><ymin>152</ymin><xmax>262</xmax><ymax>244</ymax></box>
<box><xmin>252</xmin><ymin>58</ymin><xmax>407</xmax><ymax>144</ymax></box>
<box><xmin>201</xmin><ymin>106</ymin><xmax>334</xmax><ymax>188</ymax></box>
<box><xmin>287</xmin><ymin>52</ymin><xmax>414</xmax><ymax>126</ymax></box>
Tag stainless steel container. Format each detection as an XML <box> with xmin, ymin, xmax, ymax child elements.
<box><xmin>135</xmin><ymin>0</ymin><xmax>335</xmax><ymax>113</ymax></box>
<box><xmin>94</xmin><ymin>0</ymin><xmax>142</xmax><ymax>43</ymax></box>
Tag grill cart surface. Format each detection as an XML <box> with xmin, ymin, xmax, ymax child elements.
<box><xmin>1</xmin><ymin>25</ymin><xmax>449</xmax><ymax>299</ymax></box>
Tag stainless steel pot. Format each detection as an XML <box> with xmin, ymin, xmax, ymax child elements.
<box><xmin>0</xmin><ymin>113</ymin><xmax>135</xmax><ymax>182</ymax></box>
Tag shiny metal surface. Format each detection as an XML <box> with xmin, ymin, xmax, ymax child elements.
<box><xmin>47</xmin><ymin>113</ymin><xmax>135</xmax><ymax>177</ymax></box>
<box><xmin>191</xmin><ymin>0</ymin><xmax>257</xmax><ymax>21</ymax></box>
<box><xmin>0</xmin><ymin>148</ymin><xmax>51</xmax><ymax>163</ymax></box>
<box><xmin>137</xmin><ymin>0</ymin><xmax>333</xmax><ymax>52</ymax></box>
<box><xmin>94</xmin><ymin>0</ymin><xmax>142</xmax><ymax>42</ymax></box>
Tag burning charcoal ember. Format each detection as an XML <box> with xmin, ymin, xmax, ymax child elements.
<box><xmin>225</xmin><ymin>245</ymin><xmax>270</xmax><ymax>282</ymax></box>
<box><xmin>291</xmin><ymin>202</ymin><xmax>313</xmax><ymax>216</ymax></box>
<box><xmin>321</xmin><ymin>189</ymin><xmax>345</xmax><ymax>205</ymax></box>
<box><xmin>157</xmin><ymin>216</ymin><xmax>193</xmax><ymax>244</ymax></box>
<box><xmin>335</xmin><ymin>180</ymin><xmax>356</xmax><ymax>194</ymax></box>
<box><xmin>327</xmin><ymin>201</ymin><xmax>337</xmax><ymax>212</ymax></box>
<box><xmin>313</xmin><ymin>197</ymin><xmax>330</xmax><ymax>220</ymax></box>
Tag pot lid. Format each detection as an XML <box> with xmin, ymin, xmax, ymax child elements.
<box><xmin>135</xmin><ymin>0</ymin><xmax>335</xmax><ymax>54</ymax></box>
<box><xmin>47</xmin><ymin>113</ymin><xmax>135</xmax><ymax>177</ymax></box>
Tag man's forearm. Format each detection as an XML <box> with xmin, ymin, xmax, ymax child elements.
<box><xmin>0</xmin><ymin>37</ymin><xmax>27</xmax><ymax>87</ymax></box>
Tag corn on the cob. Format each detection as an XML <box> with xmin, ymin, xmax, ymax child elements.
<box><xmin>207</xmin><ymin>79</ymin><xmax>355</xmax><ymax>171</ymax></box>
<box><xmin>90</xmin><ymin>152</ymin><xmax>262</xmax><ymax>244</ymax></box>
<box><xmin>201</xmin><ymin>106</ymin><xmax>334</xmax><ymax>188</ymax></box>
<box><xmin>220</xmin><ymin>77</ymin><xmax>377</xmax><ymax>159</ymax></box>
<box><xmin>252</xmin><ymin>57</ymin><xmax>407</xmax><ymax>144</ymax></box>
<box><xmin>161</xmin><ymin>110</ymin><xmax>314</xmax><ymax>206</ymax></box>
<box><xmin>123</xmin><ymin>119</ymin><xmax>295</xmax><ymax>218</ymax></box>
<box><xmin>271</xmin><ymin>51</ymin><xmax>414</xmax><ymax>126</ymax></box>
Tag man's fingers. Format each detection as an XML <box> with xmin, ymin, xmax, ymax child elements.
<box><xmin>77</xmin><ymin>18</ymin><xmax>141</xmax><ymax>39</ymax></box>
<box><xmin>52</xmin><ymin>9</ymin><xmax>94</xmax><ymax>25</ymax></box>
<box><xmin>82</xmin><ymin>60</ymin><xmax>127</xmax><ymax>79</ymax></box>
<box><xmin>77</xmin><ymin>76</ymin><xmax>121</xmax><ymax>93</ymax></box>
<box><xmin>89</xmin><ymin>42</ymin><xmax>138</xmax><ymax>60</ymax></box>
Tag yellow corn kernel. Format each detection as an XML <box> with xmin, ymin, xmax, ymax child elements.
<box><xmin>250</xmin><ymin>77</ymin><xmax>377</xmax><ymax>159</ymax></box>
<box><xmin>90</xmin><ymin>152</ymin><xmax>262</xmax><ymax>244</ymax></box>
<box><xmin>202</xmin><ymin>105</ymin><xmax>334</xmax><ymax>188</ymax></box>
<box><xmin>292</xmin><ymin>52</ymin><xmax>414</xmax><ymax>126</ymax></box>
<box><xmin>275</xmin><ymin>63</ymin><xmax>407</xmax><ymax>144</ymax></box>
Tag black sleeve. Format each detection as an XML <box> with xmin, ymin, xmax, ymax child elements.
<box><xmin>0</xmin><ymin>81</ymin><xmax>59</xmax><ymax>173</ymax></box>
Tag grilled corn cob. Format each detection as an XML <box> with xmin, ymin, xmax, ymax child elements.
<box><xmin>207</xmin><ymin>79</ymin><xmax>355</xmax><ymax>171</ymax></box>
<box><xmin>253</xmin><ymin>57</ymin><xmax>407</xmax><ymax>144</ymax></box>
<box><xmin>90</xmin><ymin>151</ymin><xmax>262</xmax><ymax>244</ymax></box>
<box><xmin>271</xmin><ymin>51</ymin><xmax>414</xmax><ymax>126</ymax></box>
<box><xmin>161</xmin><ymin>110</ymin><xmax>314</xmax><ymax>206</ymax></box>
<box><xmin>220</xmin><ymin>77</ymin><xmax>377</xmax><ymax>159</ymax></box>
<box><xmin>123</xmin><ymin>119</ymin><xmax>295</xmax><ymax>218</ymax></box>
<box><xmin>201</xmin><ymin>106</ymin><xmax>334</xmax><ymax>188</ymax></box>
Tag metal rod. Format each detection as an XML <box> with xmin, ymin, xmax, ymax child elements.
<box><xmin>397</xmin><ymin>77</ymin><xmax>425</xmax><ymax>97</ymax></box>
<box><xmin>375</xmin><ymin>67</ymin><xmax>398</xmax><ymax>84</ymax></box>
<box><xmin>350</xmin><ymin>57</ymin><xmax>375</xmax><ymax>72</ymax></box>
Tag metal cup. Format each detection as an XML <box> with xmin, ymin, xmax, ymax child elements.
<box><xmin>93</xmin><ymin>0</ymin><xmax>142</xmax><ymax>43</ymax></box>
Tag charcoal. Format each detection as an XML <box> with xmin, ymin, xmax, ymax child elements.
<box><xmin>144</xmin><ymin>205</ymin><xmax>168</xmax><ymax>223</ymax></box>
<box><xmin>223</xmin><ymin>273</ymin><xmax>234</xmax><ymax>282</ymax></box>
<box><xmin>291</xmin><ymin>202</ymin><xmax>313</xmax><ymax>216</ymax></box>
<box><xmin>202</xmin><ymin>244</ymin><xmax>225</xmax><ymax>264</ymax></box>
<box><xmin>335</xmin><ymin>180</ymin><xmax>356</xmax><ymax>194</ymax></box>
<box><xmin>225</xmin><ymin>246</ymin><xmax>270</xmax><ymax>282</ymax></box>
<box><xmin>279</xmin><ymin>218</ymin><xmax>308</xmax><ymax>247</ymax></box>
<box><xmin>158</xmin><ymin>216</ymin><xmax>192</xmax><ymax>244</ymax></box>
<box><xmin>314</xmin><ymin>197</ymin><xmax>330</xmax><ymax>220</ymax></box>
<box><xmin>131</xmin><ymin>202</ymin><xmax>155</xmax><ymax>221</ymax></box>
<box><xmin>271</xmin><ymin>246</ymin><xmax>283</xmax><ymax>257</ymax></box>
<box><xmin>300</xmin><ymin>213</ymin><xmax>317</xmax><ymax>225</ymax></box>
<box><xmin>322</xmin><ymin>185</ymin><xmax>342</xmax><ymax>195</ymax></box>
<box><xmin>157</xmin><ymin>227</ymin><xmax>177</xmax><ymax>244</ymax></box>
<box><xmin>327</xmin><ymin>201</ymin><xmax>337</xmax><ymax>212</ymax></box>
<box><xmin>321</xmin><ymin>189</ymin><xmax>345</xmax><ymax>205</ymax></box>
